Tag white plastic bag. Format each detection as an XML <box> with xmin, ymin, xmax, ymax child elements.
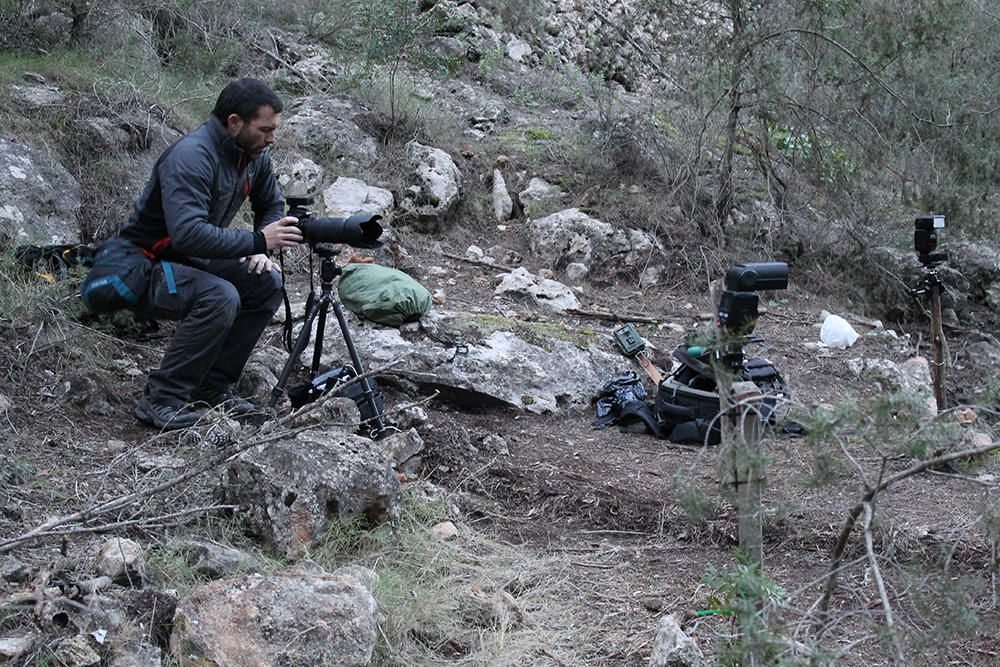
<box><xmin>820</xmin><ymin>314</ymin><xmax>860</xmax><ymax>348</ymax></box>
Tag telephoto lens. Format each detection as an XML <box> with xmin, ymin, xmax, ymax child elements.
<box><xmin>285</xmin><ymin>195</ymin><xmax>384</xmax><ymax>248</ymax></box>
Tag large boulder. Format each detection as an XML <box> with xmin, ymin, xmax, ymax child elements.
<box><xmin>0</xmin><ymin>137</ymin><xmax>81</xmax><ymax>247</ymax></box>
<box><xmin>224</xmin><ymin>429</ymin><xmax>401</xmax><ymax>558</ymax></box>
<box><xmin>867</xmin><ymin>243</ymin><xmax>1000</xmax><ymax>325</ymax></box>
<box><xmin>321</xmin><ymin>176</ymin><xmax>394</xmax><ymax>221</ymax></box>
<box><xmin>319</xmin><ymin>311</ymin><xmax>625</xmax><ymax>414</ymax></box>
<box><xmin>847</xmin><ymin>356</ymin><xmax>938</xmax><ymax>419</ymax></box>
<box><xmin>526</xmin><ymin>208</ymin><xmax>665</xmax><ymax>284</ymax></box>
<box><xmin>949</xmin><ymin>241</ymin><xmax>1000</xmax><ymax>311</ymax></box>
<box><xmin>273</xmin><ymin>152</ymin><xmax>325</xmax><ymax>197</ymax></box>
<box><xmin>398</xmin><ymin>141</ymin><xmax>463</xmax><ymax>230</ymax></box>
<box><xmin>170</xmin><ymin>563</ymin><xmax>377</xmax><ymax>667</ymax></box>
<box><xmin>279</xmin><ymin>95</ymin><xmax>379</xmax><ymax>174</ymax></box>
<box><xmin>494</xmin><ymin>266</ymin><xmax>581</xmax><ymax>312</ymax></box>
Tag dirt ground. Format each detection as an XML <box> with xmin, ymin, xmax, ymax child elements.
<box><xmin>1</xmin><ymin>232</ymin><xmax>998</xmax><ymax>666</ymax></box>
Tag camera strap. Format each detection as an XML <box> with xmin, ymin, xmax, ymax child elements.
<box><xmin>278</xmin><ymin>249</ymin><xmax>295</xmax><ymax>352</ymax></box>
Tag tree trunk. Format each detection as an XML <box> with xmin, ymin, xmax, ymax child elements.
<box><xmin>716</xmin><ymin>0</ymin><xmax>747</xmax><ymax>231</ymax></box>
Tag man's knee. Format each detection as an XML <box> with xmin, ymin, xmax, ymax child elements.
<box><xmin>200</xmin><ymin>281</ymin><xmax>241</xmax><ymax>322</ymax></box>
<box><xmin>261</xmin><ymin>268</ymin><xmax>283</xmax><ymax>312</ymax></box>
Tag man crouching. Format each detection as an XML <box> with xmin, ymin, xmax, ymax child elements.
<box><xmin>115</xmin><ymin>78</ymin><xmax>302</xmax><ymax>430</ymax></box>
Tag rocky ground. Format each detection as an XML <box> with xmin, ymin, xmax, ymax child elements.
<box><xmin>1</xmin><ymin>2</ymin><xmax>999</xmax><ymax>664</ymax></box>
<box><xmin>2</xmin><ymin>228</ymin><xmax>998</xmax><ymax>665</ymax></box>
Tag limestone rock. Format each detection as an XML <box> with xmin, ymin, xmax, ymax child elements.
<box><xmin>526</xmin><ymin>208</ymin><xmax>665</xmax><ymax>282</ymax></box>
<box><xmin>274</xmin><ymin>153</ymin><xmax>325</xmax><ymax>197</ymax></box>
<box><xmin>319</xmin><ymin>312</ymin><xmax>624</xmax><ymax>414</ymax></box>
<box><xmin>224</xmin><ymin>429</ymin><xmax>401</xmax><ymax>558</ymax></box>
<box><xmin>0</xmin><ymin>635</ymin><xmax>35</xmax><ymax>661</ymax></box>
<box><xmin>322</xmin><ymin>176</ymin><xmax>394</xmax><ymax>221</ymax></box>
<box><xmin>0</xmin><ymin>137</ymin><xmax>81</xmax><ymax>247</ymax></box>
<box><xmin>9</xmin><ymin>83</ymin><xmax>67</xmax><ymax>108</ymax></box>
<box><xmin>648</xmin><ymin>614</ymin><xmax>703</xmax><ymax>667</ymax></box>
<box><xmin>180</xmin><ymin>539</ymin><xmax>263</xmax><ymax>579</ymax></box>
<box><xmin>52</xmin><ymin>634</ymin><xmax>100</xmax><ymax>667</ymax></box>
<box><xmin>518</xmin><ymin>177</ymin><xmax>563</xmax><ymax>218</ymax></box>
<box><xmin>280</xmin><ymin>95</ymin><xmax>378</xmax><ymax>173</ymax></box>
<box><xmin>492</xmin><ymin>168</ymin><xmax>514</xmax><ymax>222</ymax></box>
<box><xmin>846</xmin><ymin>356</ymin><xmax>937</xmax><ymax>418</ymax></box>
<box><xmin>494</xmin><ymin>266</ymin><xmax>581</xmax><ymax>312</ymax></box>
<box><xmin>379</xmin><ymin>428</ymin><xmax>425</xmax><ymax>468</ymax></box>
<box><xmin>108</xmin><ymin>643</ymin><xmax>162</xmax><ymax>667</ymax></box>
<box><xmin>171</xmin><ymin>565</ymin><xmax>377</xmax><ymax>667</ymax></box>
<box><xmin>96</xmin><ymin>538</ymin><xmax>145</xmax><ymax>586</ymax></box>
<box><xmin>399</xmin><ymin>141</ymin><xmax>463</xmax><ymax>229</ymax></box>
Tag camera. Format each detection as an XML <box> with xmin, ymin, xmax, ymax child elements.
<box><xmin>716</xmin><ymin>262</ymin><xmax>789</xmax><ymax>337</ymax></box>
<box><xmin>914</xmin><ymin>214</ymin><xmax>945</xmax><ymax>266</ymax></box>
<box><xmin>286</xmin><ymin>195</ymin><xmax>384</xmax><ymax>248</ymax></box>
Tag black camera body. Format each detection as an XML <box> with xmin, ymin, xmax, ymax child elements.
<box><xmin>716</xmin><ymin>262</ymin><xmax>789</xmax><ymax>337</ymax></box>
<box><xmin>914</xmin><ymin>214</ymin><xmax>945</xmax><ymax>267</ymax></box>
<box><xmin>286</xmin><ymin>195</ymin><xmax>384</xmax><ymax>249</ymax></box>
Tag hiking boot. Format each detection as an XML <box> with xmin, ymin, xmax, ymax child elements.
<box><xmin>191</xmin><ymin>385</ymin><xmax>257</xmax><ymax>416</ymax></box>
<box><xmin>135</xmin><ymin>397</ymin><xmax>201</xmax><ymax>431</ymax></box>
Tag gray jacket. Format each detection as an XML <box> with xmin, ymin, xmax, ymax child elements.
<box><xmin>119</xmin><ymin>115</ymin><xmax>283</xmax><ymax>265</ymax></box>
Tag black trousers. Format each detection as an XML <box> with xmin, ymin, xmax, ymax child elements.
<box><xmin>134</xmin><ymin>259</ymin><xmax>283</xmax><ymax>407</ymax></box>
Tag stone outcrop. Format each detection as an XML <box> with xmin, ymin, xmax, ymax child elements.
<box><xmin>0</xmin><ymin>137</ymin><xmax>81</xmax><ymax>247</ymax></box>
<box><xmin>398</xmin><ymin>141</ymin><xmax>463</xmax><ymax>229</ymax></box>
<box><xmin>224</xmin><ymin>428</ymin><xmax>401</xmax><ymax>558</ymax></box>
<box><xmin>171</xmin><ymin>563</ymin><xmax>378</xmax><ymax>667</ymax></box>
<box><xmin>526</xmin><ymin>208</ymin><xmax>665</xmax><ymax>283</ymax></box>
<box><xmin>280</xmin><ymin>94</ymin><xmax>379</xmax><ymax>174</ymax></box>
<box><xmin>319</xmin><ymin>311</ymin><xmax>625</xmax><ymax>413</ymax></box>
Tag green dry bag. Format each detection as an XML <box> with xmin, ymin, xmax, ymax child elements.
<box><xmin>337</xmin><ymin>263</ymin><xmax>432</xmax><ymax>327</ymax></box>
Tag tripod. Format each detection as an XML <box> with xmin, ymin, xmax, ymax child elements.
<box><xmin>269</xmin><ymin>245</ymin><xmax>390</xmax><ymax>438</ymax></box>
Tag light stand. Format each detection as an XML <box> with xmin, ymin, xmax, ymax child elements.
<box><xmin>911</xmin><ymin>260</ymin><xmax>947</xmax><ymax>411</ymax></box>
<box><xmin>910</xmin><ymin>214</ymin><xmax>948</xmax><ymax>411</ymax></box>
<box><xmin>269</xmin><ymin>244</ymin><xmax>390</xmax><ymax>438</ymax></box>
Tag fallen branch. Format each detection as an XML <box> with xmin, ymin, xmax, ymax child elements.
<box><xmin>564</xmin><ymin>308</ymin><xmax>661</xmax><ymax>324</ymax></box>
<box><xmin>12</xmin><ymin>505</ymin><xmax>239</xmax><ymax>542</ymax></box>
<box><xmin>442</xmin><ymin>251</ymin><xmax>516</xmax><ymax>272</ymax></box>
<box><xmin>816</xmin><ymin>439</ymin><xmax>1000</xmax><ymax>619</ymax></box>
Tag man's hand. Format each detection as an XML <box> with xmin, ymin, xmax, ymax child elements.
<box><xmin>261</xmin><ymin>216</ymin><xmax>303</xmax><ymax>249</ymax></box>
<box><xmin>241</xmin><ymin>253</ymin><xmax>279</xmax><ymax>274</ymax></box>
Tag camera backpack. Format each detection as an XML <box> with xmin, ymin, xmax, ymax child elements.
<box><xmin>288</xmin><ymin>364</ymin><xmax>385</xmax><ymax>424</ymax></box>
<box><xmin>655</xmin><ymin>351</ymin><xmax>789</xmax><ymax>445</ymax></box>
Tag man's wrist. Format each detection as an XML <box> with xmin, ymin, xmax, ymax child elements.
<box><xmin>252</xmin><ymin>231</ymin><xmax>267</xmax><ymax>254</ymax></box>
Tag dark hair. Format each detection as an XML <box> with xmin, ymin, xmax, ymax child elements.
<box><xmin>211</xmin><ymin>78</ymin><xmax>284</xmax><ymax>123</ymax></box>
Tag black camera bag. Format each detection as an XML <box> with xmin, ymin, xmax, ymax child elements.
<box><xmin>655</xmin><ymin>357</ymin><xmax>788</xmax><ymax>445</ymax></box>
<box><xmin>80</xmin><ymin>238</ymin><xmax>153</xmax><ymax>314</ymax></box>
<box><xmin>288</xmin><ymin>364</ymin><xmax>384</xmax><ymax>423</ymax></box>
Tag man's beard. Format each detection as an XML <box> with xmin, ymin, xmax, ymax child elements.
<box><xmin>235</xmin><ymin>126</ymin><xmax>266</xmax><ymax>156</ymax></box>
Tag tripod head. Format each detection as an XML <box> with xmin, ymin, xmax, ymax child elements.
<box><xmin>311</xmin><ymin>243</ymin><xmax>341</xmax><ymax>260</ymax></box>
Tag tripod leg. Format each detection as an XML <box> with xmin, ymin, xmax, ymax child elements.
<box><xmin>310</xmin><ymin>298</ymin><xmax>331</xmax><ymax>377</ymax></box>
<box><xmin>330</xmin><ymin>299</ymin><xmax>388</xmax><ymax>436</ymax></box>
<box><xmin>269</xmin><ymin>296</ymin><xmax>322</xmax><ymax>408</ymax></box>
